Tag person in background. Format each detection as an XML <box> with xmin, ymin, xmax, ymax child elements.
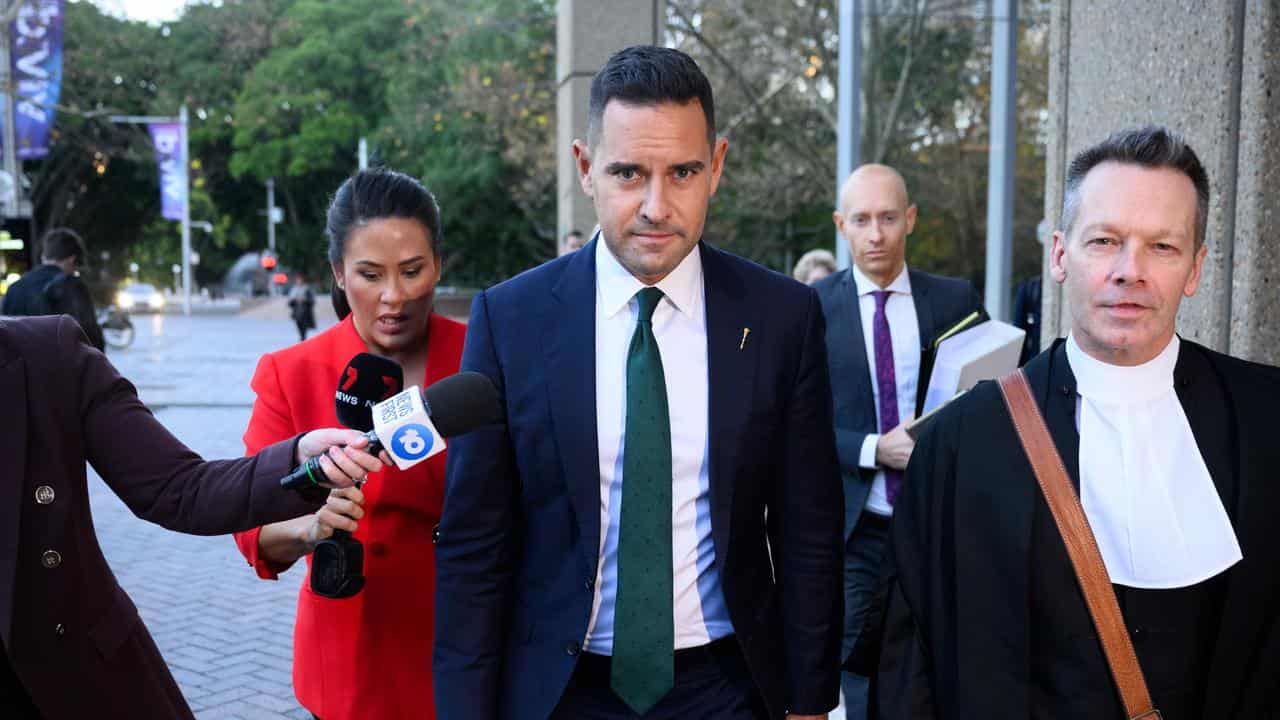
<box><xmin>287</xmin><ymin>272</ymin><xmax>317</xmax><ymax>341</ymax></box>
<box><xmin>0</xmin><ymin>314</ymin><xmax>380</xmax><ymax>720</ymax></box>
<box><xmin>1</xmin><ymin>227</ymin><xmax>104</xmax><ymax>351</ymax></box>
<box><xmin>1012</xmin><ymin>219</ymin><xmax>1052</xmax><ymax>365</ymax></box>
<box><xmin>811</xmin><ymin>163</ymin><xmax>981</xmax><ymax>719</ymax></box>
<box><xmin>232</xmin><ymin>168</ymin><xmax>466</xmax><ymax>720</ymax></box>
<box><xmin>562</xmin><ymin>228</ymin><xmax>586</xmax><ymax>254</ymax></box>
<box><xmin>793</xmin><ymin>248</ymin><xmax>838</xmax><ymax>285</ymax></box>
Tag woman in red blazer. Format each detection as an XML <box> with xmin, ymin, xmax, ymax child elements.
<box><xmin>233</xmin><ymin>169</ymin><xmax>464</xmax><ymax>720</ymax></box>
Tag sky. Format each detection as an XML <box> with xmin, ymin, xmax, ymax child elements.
<box><xmin>88</xmin><ymin>0</ymin><xmax>192</xmax><ymax>24</ymax></box>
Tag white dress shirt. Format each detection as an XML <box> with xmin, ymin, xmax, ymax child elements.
<box><xmin>584</xmin><ymin>239</ymin><xmax>732</xmax><ymax>653</ymax></box>
<box><xmin>852</xmin><ymin>265</ymin><xmax>921</xmax><ymax>516</ymax></box>
<box><xmin>1068</xmin><ymin>333</ymin><xmax>1242</xmax><ymax>589</ymax></box>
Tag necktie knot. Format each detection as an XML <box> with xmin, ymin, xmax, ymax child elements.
<box><xmin>636</xmin><ymin>286</ymin><xmax>664</xmax><ymax>324</ymax></box>
<box><xmin>872</xmin><ymin>289</ymin><xmax>892</xmax><ymax>311</ymax></box>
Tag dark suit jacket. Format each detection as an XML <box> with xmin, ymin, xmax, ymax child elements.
<box><xmin>878</xmin><ymin>338</ymin><xmax>1280</xmax><ymax>719</ymax></box>
<box><xmin>433</xmin><ymin>240</ymin><xmax>845</xmax><ymax>720</ymax></box>
<box><xmin>811</xmin><ymin>268</ymin><xmax>980</xmax><ymax>539</ymax></box>
<box><xmin>0</xmin><ymin>316</ymin><xmax>324</xmax><ymax>719</ymax></box>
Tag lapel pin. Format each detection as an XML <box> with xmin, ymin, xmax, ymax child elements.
<box><xmin>739</xmin><ymin>327</ymin><xmax>750</xmax><ymax>351</ymax></box>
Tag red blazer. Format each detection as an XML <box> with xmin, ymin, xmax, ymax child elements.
<box><xmin>233</xmin><ymin>313</ymin><xmax>465</xmax><ymax>720</ymax></box>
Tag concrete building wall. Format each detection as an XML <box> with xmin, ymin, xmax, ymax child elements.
<box><xmin>1043</xmin><ymin>0</ymin><xmax>1278</xmax><ymax>365</ymax></box>
<box><xmin>556</xmin><ymin>1</ymin><xmax>665</xmax><ymax>255</ymax></box>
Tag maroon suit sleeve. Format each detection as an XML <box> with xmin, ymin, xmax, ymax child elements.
<box><xmin>61</xmin><ymin>316</ymin><xmax>323</xmax><ymax>534</ymax></box>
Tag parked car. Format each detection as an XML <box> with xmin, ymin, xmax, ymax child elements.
<box><xmin>115</xmin><ymin>282</ymin><xmax>165</xmax><ymax>312</ymax></box>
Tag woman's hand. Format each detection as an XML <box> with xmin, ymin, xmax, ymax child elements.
<box><xmin>302</xmin><ymin>485</ymin><xmax>367</xmax><ymax>549</ymax></box>
<box><xmin>296</xmin><ymin>429</ymin><xmax>388</xmax><ymax>488</ymax></box>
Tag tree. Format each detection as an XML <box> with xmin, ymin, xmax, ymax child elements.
<box><xmin>666</xmin><ymin>0</ymin><xmax>1051</xmax><ymax>290</ymax></box>
<box><xmin>382</xmin><ymin>0</ymin><xmax>558</xmax><ymax>285</ymax></box>
<box><xmin>226</xmin><ymin>0</ymin><xmax>410</xmax><ymax>274</ymax></box>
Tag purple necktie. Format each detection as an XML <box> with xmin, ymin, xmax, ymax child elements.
<box><xmin>872</xmin><ymin>290</ymin><xmax>903</xmax><ymax>504</ymax></box>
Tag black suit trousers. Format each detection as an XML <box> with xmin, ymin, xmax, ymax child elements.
<box><xmin>550</xmin><ymin>640</ymin><xmax>767</xmax><ymax>720</ymax></box>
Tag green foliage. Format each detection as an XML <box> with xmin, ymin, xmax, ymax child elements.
<box><xmin>17</xmin><ymin>0</ymin><xmax>1049</xmax><ymax>297</ymax></box>
<box><xmin>22</xmin><ymin>0</ymin><xmax>560</xmax><ymax>289</ymax></box>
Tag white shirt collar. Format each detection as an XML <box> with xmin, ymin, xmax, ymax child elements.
<box><xmin>595</xmin><ymin>233</ymin><xmax>703</xmax><ymax>319</ymax></box>
<box><xmin>1067</xmin><ymin>332</ymin><xmax>1180</xmax><ymax>405</ymax></box>
<box><xmin>851</xmin><ymin>264</ymin><xmax>912</xmax><ymax>298</ymax></box>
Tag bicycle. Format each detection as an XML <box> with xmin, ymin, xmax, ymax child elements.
<box><xmin>97</xmin><ymin>305</ymin><xmax>135</xmax><ymax>350</ymax></box>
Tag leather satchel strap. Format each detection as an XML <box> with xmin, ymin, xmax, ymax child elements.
<box><xmin>997</xmin><ymin>371</ymin><xmax>1160</xmax><ymax>720</ymax></box>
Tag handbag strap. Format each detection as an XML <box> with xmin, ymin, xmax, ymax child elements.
<box><xmin>996</xmin><ymin>371</ymin><xmax>1161</xmax><ymax>720</ymax></box>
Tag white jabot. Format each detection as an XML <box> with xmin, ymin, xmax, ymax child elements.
<box><xmin>1067</xmin><ymin>333</ymin><xmax>1242</xmax><ymax>589</ymax></box>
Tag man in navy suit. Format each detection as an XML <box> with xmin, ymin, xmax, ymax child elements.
<box><xmin>811</xmin><ymin>165</ymin><xmax>981</xmax><ymax>718</ymax></box>
<box><xmin>433</xmin><ymin>46</ymin><xmax>843</xmax><ymax>720</ymax></box>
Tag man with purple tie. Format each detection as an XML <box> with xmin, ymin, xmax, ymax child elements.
<box><xmin>811</xmin><ymin>164</ymin><xmax>981</xmax><ymax>718</ymax></box>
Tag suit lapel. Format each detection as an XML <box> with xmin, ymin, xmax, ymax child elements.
<box><xmin>0</xmin><ymin>346</ymin><xmax>25</xmax><ymax>650</ymax></box>
<box><xmin>909</xmin><ymin>269</ymin><xmax>937</xmax><ymax>348</ymax></box>
<box><xmin>700</xmin><ymin>243</ymin><xmax>756</xmax><ymax>568</ymax></box>
<box><xmin>545</xmin><ymin>241</ymin><xmax>603</xmax><ymax>575</ymax></box>
<box><xmin>826</xmin><ymin>270</ymin><xmax>873</xmax><ymax>421</ymax></box>
<box><xmin>1040</xmin><ymin>340</ymin><xmax>1081</xmax><ymax>489</ymax></box>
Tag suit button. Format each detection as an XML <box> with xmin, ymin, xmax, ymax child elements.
<box><xmin>41</xmin><ymin>550</ymin><xmax>62</xmax><ymax>569</ymax></box>
<box><xmin>432</xmin><ymin>525</ymin><xmax>440</xmax><ymax>545</ymax></box>
<box><xmin>54</xmin><ymin>623</ymin><xmax>65</xmax><ymax>637</ymax></box>
<box><xmin>34</xmin><ymin>486</ymin><xmax>55</xmax><ymax>505</ymax></box>
<box><xmin>585</xmin><ymin>578</ymin><xmax>595</xmax><ymax>591</ymax></box>
<box><xmin>565</xmin><ymin>641</ymin><xmax>581</xmax><ymax>656</ymax></box>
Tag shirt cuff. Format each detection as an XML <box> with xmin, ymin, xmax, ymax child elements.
<box><xmin>859</xmin><ymin>434</ymin><xmax>880</xmax><ymax>470</ymax></box>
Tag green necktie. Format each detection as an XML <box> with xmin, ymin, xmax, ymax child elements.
<box><xmin>610</xmin><ymin>286</ymin><xmax>674</xmax><ymax>714</ymax></box>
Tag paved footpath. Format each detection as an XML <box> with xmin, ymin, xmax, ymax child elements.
<box><xmin>89</xmin><ymin>302</ymin><xmax>849</xmax><ymax>720</ymax></box>
<box><xmin>90</xmin><ymin>303</ymin><xmax>331</xmax><ymax>719</ymax></box>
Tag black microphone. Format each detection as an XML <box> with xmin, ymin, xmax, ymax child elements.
<box><xmin>309</xmin><ymin>370</ymin><xmax>502</xmax><ymax>599</ymax></box>
<box><xmin>279</xmin><ymin>353</ymin><xmax>403</xmax><ymax>492</ymax></box>
<box><xmin>309</xmin><ymin>353</ymin><xmax>403</xmax><ymax>599</ymax></box>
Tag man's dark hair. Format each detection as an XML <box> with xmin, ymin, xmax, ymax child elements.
<box><xmin>1060</xmin><ymin>125</ymin><xmax>1210</xmax><ymax>248</ymax></box>
<box><xmin>40</xmin><ymin>227</ymin><xmax>86</xmax><ymax>263</ymax></box>
<box><xmin>565</xmin><ymin>230</ymin><xmax>583</xmax><ymax>240</ymax></box>
<box><xmin>587</xmin><ymin>45</ymin><xmax>716</xmax><ymax>148</ymax></box>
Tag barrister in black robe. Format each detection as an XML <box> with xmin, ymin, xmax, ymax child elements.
<box><xmin>878</xmin><ymin>338</ymin><xmax>1280</xmax><ymax>718</ymax></box>
<box><xmin>876</xmin><ymin>126</ymin><xmax>1280</xmax><ymax>719</ymax></box>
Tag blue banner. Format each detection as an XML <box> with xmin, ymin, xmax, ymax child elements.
<box><xmin>11</xmin><ymin>0</ymin><xmax>63</xmax><ymax>160</ymax></box>
<box><xmin>148</xmin><ymin>122</ymin><xmax>186</xmax><ymax>221</ymax></box>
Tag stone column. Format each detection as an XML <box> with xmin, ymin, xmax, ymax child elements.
<box><xmin>556</xmin><ymin>0</ymin><xmax>665</xmax><ymax>255</ymax></box>
<box><xmin>1042</xmin><ymin>0</ymin><xmax>1278</xmax><ymax>366</ymax></box>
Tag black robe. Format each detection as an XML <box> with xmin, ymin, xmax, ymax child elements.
<box><xmin>877</xmin><ymin>338</ymin><xmax>1280</xmax><ymax>719</ymax></box>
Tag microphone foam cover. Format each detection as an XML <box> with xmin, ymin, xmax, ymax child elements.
<box><xmin>422</xmin><ymin>371</ymin><xmax>503</xmax><ymax>437</ymax></box>
<box><xmin>336</xmin><ymin>353</ymin><xmax>404</xmax><ymax>431</ymax></box>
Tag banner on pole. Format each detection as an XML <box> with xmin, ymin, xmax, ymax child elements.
<box><xmin>148</xmin><ymin>122</ymin><xmax>186</xmax><ymax>221</ymax></box>
<box><xmin>10</xmin><ymin>0</ymin><xmax>64</xmax><ymax>160</ymax></box>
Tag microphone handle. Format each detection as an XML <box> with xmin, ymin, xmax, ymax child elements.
<box><xmin>279</xmin><ymin>456</ymin><xmax>324</xmax><ymax>491</ymax></box>
<box><xmin>279</xmin><ymin>429</ymin><xmax>383</xmax><ymax>491</ymax></box>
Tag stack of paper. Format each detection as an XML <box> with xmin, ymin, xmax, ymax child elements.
<box><xmin>918</xmin><ymin>320</ymin><xmax>1026</xmax><ymax>416</ymax></box>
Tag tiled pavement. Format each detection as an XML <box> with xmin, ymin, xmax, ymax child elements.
<box><xmin>86</xmin><ymin>303</ymin><xmax>849</xmax><ymax>720</ymax></box>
